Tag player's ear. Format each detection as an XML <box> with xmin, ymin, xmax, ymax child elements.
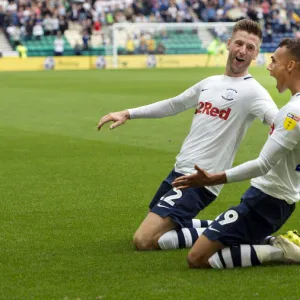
<box><xmin>252</xmin><ymin>47</ymin><xmax>260</xmax><ymax>60</ymax></box>
<box><xmin>287</xmin><ymin>60</ymin><xmax>297</xmax><ymax>72</ymax></box>
<box><xmin>226</xmin><ymin>38</ymin><xmax>231</xmax><ymax>51</ymax></box>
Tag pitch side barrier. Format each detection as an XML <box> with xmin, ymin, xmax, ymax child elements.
<box><xmin>0</xmin><ymin>53</ymin><xmax>270</xmax><ymax>71</ymax></box>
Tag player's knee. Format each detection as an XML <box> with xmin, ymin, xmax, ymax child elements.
<box><xmin>187</xmin><ymin>252</ymin><xmax>210</xmax><ymax>268</ymax></box>
<box><xmin>133</xmin><ymin>232</ymin><xmax>158</xmax><ymax>250</ymax></box>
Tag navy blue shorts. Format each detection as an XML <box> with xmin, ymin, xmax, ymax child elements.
<box><xmin>203</xmin><ymin>186</ymin><xmax>296</xmax><ymax>246</ymax></box>
<box><xmin>149</xmin><ymin>169</ymin><xmax>216</xmax><ymax>227</ymax></box>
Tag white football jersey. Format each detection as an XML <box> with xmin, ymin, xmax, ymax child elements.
<box><xmin>129</xmin><ymin>74</ymin><xmax>278</xmax><ymax>196</ymax></box>
<box><xmin>174</xmin><ymin>75</ymin><xmax>277</xmax><ymax>195</ymax></box>
<box><xmin>251</xmin><ymin>93</ymin><xmax>300</xmax><ymax>204</ymax></box>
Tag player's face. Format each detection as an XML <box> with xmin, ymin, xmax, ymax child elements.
<box><xmin>226</xmin><ymin>30</ymin><xmax>260</xmax><ymax>76</ymax></box>
<box><xmin>267</xmin><ymin>46</ymin><xmax>290</xmax><ymax>93</ymax></box>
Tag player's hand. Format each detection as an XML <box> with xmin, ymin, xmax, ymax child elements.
<box><xmin>172</xmin><ymin>165</ymin><xmax>211</xmax><ymax>189</ymax></box>
<box><xmin>97</xmin><ymin>110</ymin><xmax>130</xmax><ymax>130</ymax></box>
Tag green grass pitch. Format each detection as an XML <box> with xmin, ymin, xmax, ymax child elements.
<box><xmin>1</xmin><ymin>67</ymin><xmax>300</xmax><ymax>299</ymax></box>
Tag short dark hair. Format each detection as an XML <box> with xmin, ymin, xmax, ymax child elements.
<box><xmin>232</xmin><ymin>19</ymin><xmax>262</xmax><ymax>41</ymax></box>
<box><xmin>278</xmin><ymin>38</ymin><xmax>300</xmax><ymax>62</ymax></box>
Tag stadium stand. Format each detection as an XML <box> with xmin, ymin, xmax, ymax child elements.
<box><xmin>0</xmin><ymin>0</ymin><xmax>299</xmax><ymax>56</ymax></box>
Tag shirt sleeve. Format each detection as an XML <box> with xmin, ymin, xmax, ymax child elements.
<box><xmin>225</xmin><ymin>138</ymin><xmax>290</xmax><ymax>183</ymax></box>
<box><xmin>249</xmin><ymin>89</ymin><xmax>278</xmax><ymax>125</ymax></box>
<box><xmin>269</xmin><ymin>111</ymin><xmax>300</xmax><ymax>150</ymax></box>
<box><xmin>128</xmin><ymin>82</ymin><xmax>202</xmax><ymax>119</ymax></box>
<box><xmin>263</xmin><ymin>107</ymin><xmax>278</xmax><ymax>126</ymax></box>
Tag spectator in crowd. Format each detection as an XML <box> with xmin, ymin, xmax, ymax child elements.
<box><xmin>138</xmin><ymin>33</ymin><xmax>147</xmax><ymax>54</ymax></box>
<box><xmin>205</xmin><ymin>2</ymin><xmax>217</xmax><ymax>22</ymax></box>
<box><xmin>261</xmin><ymin>0</ymin><xmax>270</xmax><ymax>21</ymax></box>
<box><xmin>68</xmin><ymin>3</ymin><xmax>77</xmax><ymax>22</ymax></box>
<box><xmin>74</xmin><ymin>40</ymin><xmax>82</xmax><ymax>56</ymax></box>
<box><xmin>82</xmin><ymin>30</ymin><xmax>90</xmax><ymax>50</ymax></box>
<box><xmin>6</xmin><ymin>0</ymin><xmax>17</xmax><ymax>14</ymax></box>
<box><xmin>168</xmin><ymin>0</ymin><xmax>179</xmax><ymax>22</ymax></box>
<box><xmin>156</xmin><ymin>42</ymin><xmax>166</xmax><ymax>54</ymax></box>
<box><xmin>59</xmin><ymin>16</ymin><xmax>68</xmax><ymax>34</ymax></box>
<box><xmin>53</xmin><ymin>31</ymin><xmax>64</xmax><ymax>56</ymax></box>
<box><xmin>51</xmin><ymin>13</ymin><xmax>59</xmax><ymax>35</ymax></box>
<box><xmin>265</xmin><ymin>23</ymin><xmax>273</xmax><ymax>43</ymax></box>
<box><xmin>43</xmin><ymin>14</ymin><xmax>53</xmax><ymax>36</ymax></box>
<box><xmin>25</xmin><ymin>20</ymin><xmax>33</xmax><ymax>41</ymax></box>
<box><xmin>0</xmin><ymin>6</ymin><xmax>4</xmax><ymax>27</ymax></box>
<box><xmin>93</xmin><ymin>20</ymin><xmax>101</xmax><ymax>34</ymax></box>
<box><xmin>6</xmin><ymin>23</ymin><xmax>19</xmax><ymax>46</ymax></box>
<box><xmin>84</xmin><ymin>19</ymin><xmax>93</xmax><ymax>35</ymax></box>
<box><xmin>33</xmin><ymin>20</ymin><xmax>43</xmax><ymax>40</ymax></box>
<box><xmin>106</xmin><ymin>11</ymin><xmax>114</xmax><ymax>25</ymax></box>
<box><xmin>146</xmin><ymin>35</ymin><xmax>156</xmax><ymax>54</ymax></box>
<box><xmin>126</xmin><ymin>36</ymin><xmax>135</xmax><ymax>54</ymax></box>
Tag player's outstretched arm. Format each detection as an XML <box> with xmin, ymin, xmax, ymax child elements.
<box><xmin>172</xmin><ymin>165</ymin><xmax>227</xmax><ymax>189</ymax></box>
<box><xmin>97</xmin><ymin>110</ymin><xmax>130</xmax><ymax>131</ymax></box>
<box><xmin>173</xmin><ymin>136</ymin><xmax>292</xmax><ymax>190</ymax></box>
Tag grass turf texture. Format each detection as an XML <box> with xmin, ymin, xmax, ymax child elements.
<box><xmin>1</xmin><ymin>68</ymin><xmax>300</xmax><ymax>299</ymax></box>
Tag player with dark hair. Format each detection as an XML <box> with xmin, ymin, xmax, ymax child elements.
<box><xmin>173</xmin><ymin>38</ymin><xmax>300</xmax><ymax>268</ymax></box>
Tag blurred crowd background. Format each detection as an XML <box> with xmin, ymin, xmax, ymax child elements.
<box><xmin>0</xmin><ymin>0</ymin><xmax>299</xmax><ymax>57</ymax></box>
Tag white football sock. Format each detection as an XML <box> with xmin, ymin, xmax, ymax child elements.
<box><xmin>192</xmin><ymin>219</ymin><xmax>213</xmax><ymax>228</ymax></box>
<box><xmin>208</xmin><ymin>244</ymin><xmax>283</xmax><ymax>269</ymax></box>
<box><xmin>158</xmin><ymin>228</ymin><xmax>205</xmax><ymax>250</ymax></box>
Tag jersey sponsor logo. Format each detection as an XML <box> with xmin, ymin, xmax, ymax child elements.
<box><xmin>284</xmin><ymin>113</ymin><xmax>300</xmax><ymax>130</ymax></box>
<box><xmin>195</xmin><ymin>101</ymin><xmax>231</xmax><ymax>120</ymax></box>
<box><xmin>222</xmin><ymin>88</ymin><xmax>237</xmax><ymax>101</ymax></box>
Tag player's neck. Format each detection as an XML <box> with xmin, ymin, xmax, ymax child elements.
<box><xmin>224</xmin><ymin>71</ymin><xmax>249</xmax><ymax>78</ymax></box>
<box><xmin>290</xmin><ymin>88</ymin><xmax>300</xmax><ymax>96</ymax></box>
<box><xmin>224</xmin><ymin>66</ymin><xmax>249</xmax><ymax>78</ymax></box>
<box><xmin>288</xmin><ymin>76</ymin><xmax>300</xmax><ymax>96</ymax></box>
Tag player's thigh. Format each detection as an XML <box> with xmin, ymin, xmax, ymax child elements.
<box><xmin>135</xmin><ymin>212</ymin><xmax>177</xmax><ymax>237</ymax></box>
<box><xmin>133</xmin><ymin>212</ymin><xmax>177</xmax><ymax>249</ymax></box>
<box><xmin>188</xmin><ymin>235</ymin><xmax>224</xmax><ymax>268</ymax></box>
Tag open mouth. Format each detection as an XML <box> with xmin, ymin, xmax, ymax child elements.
<box><xmin>235</xmin><ymin>57</ymin><xmax>245</xmax><ymax>62</ymax></box>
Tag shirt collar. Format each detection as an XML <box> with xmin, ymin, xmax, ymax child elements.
<box><xmin>223</xmin><ymin>74</ymin><xmax>252</xmax><ymax>81</ymax></box>
<box><xmin>290</xmin><ymin>93</ymin><xmax>300</xmax><ymax>102</ymax></box>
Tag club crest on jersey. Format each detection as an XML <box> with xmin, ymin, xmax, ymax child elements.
<box><xmin>283</xmin><ymin>113</ymin><xmax>300</xmax><ymax>130</ymax></box>
<box><xmin>222</xmin><ymin>88</ymin><xmax>237</xmax><ymax>101</ymax></box>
